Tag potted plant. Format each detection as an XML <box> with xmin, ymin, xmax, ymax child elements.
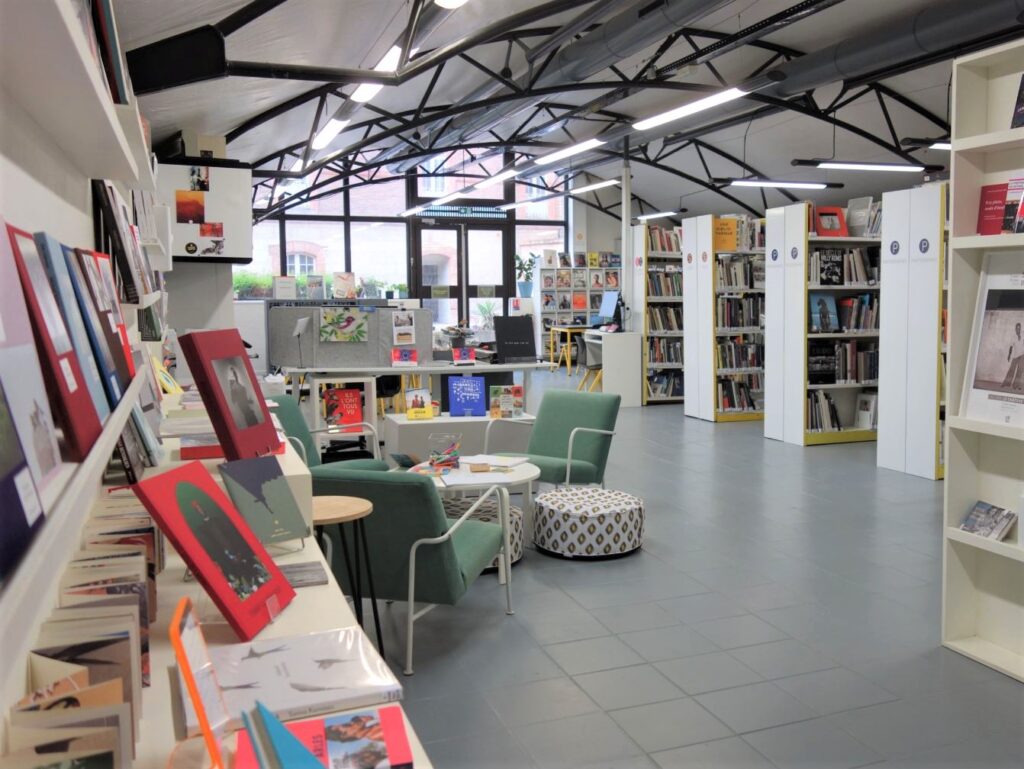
<box><xmin>514</xmin><ymin>252</ymin><xmax>537</xmax><ymax>298</ymax></box>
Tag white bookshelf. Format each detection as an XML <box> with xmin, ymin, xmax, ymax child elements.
<box><xmin>764</xmin><ymin>202</ymin><xmax>883</xmax><ymax>445</ymax></box>
<box><xmin>682</xmin><ymin>215</ymin><xmax>713</xmax><ymax>418</ymax></box>
<box><xmin>943</xmin><ymin>39</ymin><xmax>1024</xmax><ymax>682</ymax></box>
<box><xmin>877</xmin><ymin>182</ymin><xmax>946</xmax><ymax>480</ymax></box>
<box><xmin>639</xmin><ymin>224</ymin><xmax>684</xmax><ymax>404</ymax></box>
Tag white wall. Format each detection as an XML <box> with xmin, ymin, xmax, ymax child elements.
<box><xmin>164</xmin><ymin>261</ymin><xmax>235</xmax><ymax>331</ymax></box>
<box><xmin>0</xmin><ymin>86</ymin><xmax>93</xmax><ymax>244</ymax></box>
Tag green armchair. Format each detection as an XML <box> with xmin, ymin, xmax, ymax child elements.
<box><xmin>267</xmin><ymin>395</ymin><xmax>390</xmax><ymax>485</ymax></box>
<box><xmin>315</xmin><ymin>467</ymin><xmax>513</xmax><ymax>674</ymax></box>
<box><xmin>485</xmin><ymin>390</ymin><xmax>620</xmax><ymax>485</ymax></box>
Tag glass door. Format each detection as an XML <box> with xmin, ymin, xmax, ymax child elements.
<box><xmin>413</xmin><ymin>221</ymin><xmax>510</xmax><ymax>328</ymax></box>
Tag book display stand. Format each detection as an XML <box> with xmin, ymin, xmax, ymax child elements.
<box><xmin>943</xmin><ymin>39</ymin><xmax>1024</xmax><ymax>682</ymax></box>
<box><xmin>877</xmin><ymin>182</ymin><xmax>947</xmax><ymax>480</ymax></box>
<box><xmin>764</xmin><ymin>202</ymin><xmax>883</xmax><ymax>445</ymax></box>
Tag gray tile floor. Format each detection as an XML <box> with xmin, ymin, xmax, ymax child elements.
<box><xmin>368</xmin><ymin>374</ymin><xmax>1024</xmax><ymax>768</ymax></box>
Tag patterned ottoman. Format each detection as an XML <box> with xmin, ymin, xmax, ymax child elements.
<box><xmin>533</xmin><ymin>487</ymin><xmax>644</xmax><ymax>558</ymax></box>
<box><xmin>443</xmin><ymin>497</ymin><xmax>524</xmax><ymax>568</ymax></box>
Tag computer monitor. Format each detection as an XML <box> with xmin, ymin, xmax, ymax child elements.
<box><xmin>598</xmin><ymin>290</ymin><xmax>620</xmax><ymax>321</ymax></box>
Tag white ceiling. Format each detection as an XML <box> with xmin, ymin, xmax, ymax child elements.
<box><xmin>116</xmin><ymin>0</ymin><xmax>967</xmax><ymax>216</ymax></box>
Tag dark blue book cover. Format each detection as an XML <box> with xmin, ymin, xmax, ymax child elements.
<box><xmin>448</xmin><ymin>376</ymin><xmax>486</xmax><ymax>416</ymax></box>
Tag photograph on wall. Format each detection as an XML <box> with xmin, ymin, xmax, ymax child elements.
<box><xmin>189</xmin><ymin>165</ymin><xmax>210</xmax><ymax>191</ymax></box>
<box><xmin>176</xmin><ymin>190</ymin><xmax>206</xmax><ymax>224</ymax></box>
<box><xmin>199</xmin><ymin>223</ymin><xmax>224</xmax><ymax>237</ymax></box>
<box><xmin>211</xmin><ymin>356</ymin><xmax>265</xmax><ymax>430</ymax></box>
<box><xmin>392</xmin><ymin>311</ymin><xmax>416</xmax><ymax>346</ymax></box>
<box><xmin>320</xmin><ymin>308</ymin><xmax>369</xmax><ymax>343</ymax></box>
<box><xmin>962</xmin><ymin>252</ymin><xmax>1024</xmax><ymax>428</ymax></box>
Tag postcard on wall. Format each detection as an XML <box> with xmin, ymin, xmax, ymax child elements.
<box><xmin>321</xmin><ymin>307</ymin><xmax>369</xmax><ymax>343</ymax></box>
<box><xmin>391</xmin><ymin>348</ymin><xmax>418</xmax><ymax>367</ymax></box>
<box><xmin>392</xmin><ymin>311</ymin><xmax>416</xmax><ymax>345</ymax></box>
<box><xmin>961</xmin><ymin>252</ymin><xmax>1024</xmax><ymax>428</ymax></box>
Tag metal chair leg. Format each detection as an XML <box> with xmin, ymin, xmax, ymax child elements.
<box><xmin>337</xmin><ymin>523</ymin><xmax>362</xmax><ymax>625</ymax></box>
<box><xmin>357</xmin><ymin>519</ymin><xmax>384</xmax><ymax>655</ymax></box>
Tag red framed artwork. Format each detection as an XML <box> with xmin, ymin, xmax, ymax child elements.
<box><xmin>813</xmin><ymin>206</ymin><xmax>849</xmax><ymax>238</ymax></box>
<box><xmin>133</xmin><ymin>462</ymin><xmax>294</xmax><ymax>640</ymax></box>
<box><xmin>179</xmin><ymin>329</ymin><xmax>281</xmax><ymax>460</ymax></box>
<box><xmin>6</xmin><ymin>224</ymin><xmax>102</xmax><ymax>460</ymax></box>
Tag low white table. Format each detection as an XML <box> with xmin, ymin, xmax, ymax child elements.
<box><xmin>383</xmin><ymin>412</ymin><xmax>533</xmax><ymax>463</ymax></box>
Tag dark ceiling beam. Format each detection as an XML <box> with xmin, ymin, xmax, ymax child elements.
<box><xmin>400</xmin><ymin>0</ymin><xmax>428</xmax><ymax>69</ymax></box>
<box><xmin>214</xmin><ymin>0</ymin><xmax>291</xmax><ymax>36</ymax></box>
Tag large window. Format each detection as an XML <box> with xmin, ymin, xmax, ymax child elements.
<box><xmin>349</xmin><ymin>178</ymin><xmax>406</xmax><ymax>217</ymax></box>
<box><xmin>515</xmin><ymin>171</ymin><xmax>564</xmax><ymax>220</ymax></box>
<box><xmin>235</xmin><ymin>219</ymin><xmax>281</xmax><ymax>298</ymax></box>
<box><xmin>417</xmin><ymin>150</ymin><xmax>503</xmax><ymax>201</ymax></box>
<box><xmin>350</xmin><ymin>222</ymin><xmax>408</xmax><ymax>297</ymax></box>
<box><xmin>284</xmin><ymin>220</ymin><xmax>346</xmax><ymax>297</ymax></box>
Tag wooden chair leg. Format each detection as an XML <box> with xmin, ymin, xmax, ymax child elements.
<box><xmin>588</xmin><ymin>369</ymin><xmax>603</xmax><ymax>392</ymax></box>
<box><xmin>577</xmin><ymin>370</ymin><xmax>591</xmax><ymax>391</ymax></box>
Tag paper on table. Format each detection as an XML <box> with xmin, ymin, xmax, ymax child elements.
<box><xmin>441</xmin><ymin>469</ymin><xmax>518</xmax><ymax>487</ymax></box>
<box><xmin>458</xmin><ymin>455</ymin><xmax>528</xmax><ymax>468</ymax></box>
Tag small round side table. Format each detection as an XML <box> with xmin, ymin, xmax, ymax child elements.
<box><xmin>312</xmin><ymin>495</ymin><xmax>383</xmax><ymax>653</ymax></box>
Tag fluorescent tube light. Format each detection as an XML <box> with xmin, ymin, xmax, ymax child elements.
<box><xmin>312</xmin><ymin>118</ymin><xmax>350</xmax><ymax>150</ymax></box>
<box><xmin>351</xmin><ymin>45</ymin><xmax>403</xmax><ymax>103</ymax></box>
<box><xmin>636</xmin><ymin>211</ymin><xmax>676</xmax><ymax>221</ymax></box>
<box><xmin>472</xmin><ymin>168</ymin><xmax>520</xmax><ymax>191</ymax></box>
<box><xmin>427</xmin><ymin>192</ymin><xmax>463</xmax><ymax>206</ymax></box>
<box><xmin>534</xmin><ymin>138</ymin><xmax>605</xmax><ymax>166</ymax></box>
<box><xmin>435</xmin><ymin>0</ymin><xmax>469</xmax><ymax>7</ymax></box>
<box><xmin>572</xmin><ymin>179</ymin><xmax>620</xmax><ymax>194</ymax></box>
<box><xmin>400</xmin><ymin>206</ymin><xmax>424</xmax><ymax>217</ymax></box>
<box><xmin>498</xmin><ymin>200</ymin><xmax>531</xmax><ymax>211</ymax></box>
<box><xmin>633</xmin><ymin>87</ymin><xmax>746</xmax><ymax>131</ymax></box>
<box><xmin>930</xmin><ymin>141</ymin><xmax>951</xmax><ymax>151</ymax></box>
<box><xmin>731</xmin><ymin>179</ymin><xmax>828</xmax><ymax>190</ymax></box>
<box><xmin>798</xmin><ymin>159</ymin><xmax>925</xmax><ymax>172</ymax></box>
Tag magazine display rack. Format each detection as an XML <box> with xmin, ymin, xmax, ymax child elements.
<box><xmin>763</xmin><ymin>202</ymin><xmax>883</xmax><ymax>445</ymax></box>
<box><xmin>943</xmin><ymin>39</ymin><xmax>1024</xmax><ymax>682</ymax></box>
<box><xmin>877</xmin><ymin>182</ymin><xmax>947</xmax><ymax>480</ymax></box>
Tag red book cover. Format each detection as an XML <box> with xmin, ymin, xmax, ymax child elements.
<box><xmin>73</xmin><ymin>248</ymin><xmax>134</xmax><ymax>390</ymax></box>
<box><xmin>132</xmin><ymin>461</ymin><xmax>294</xmax><ymax>640</ymax></box>
<box><xmin>323</xmin><ymin>387</ymin><xmax>363</xmax><ymax>433</ymax></box>
<box><xmin>82</xmin><ymin>249</ymin><xmax>136</xmax><ymax>378</ymax></box>
<box><xmin>234</xmin><ymin>704</ymin><xmax>414</xmax><ymax>769</ymax></box>
<box><xmin>179</xmin><ymin>433</ymin><xmax>286</xmax><ymax>460</ymax></box>
<box><xmin>977</xmin><ymin>183</ymin><xmax>1008</xmax><ymax>235</ymax></box>
<box><xmin>179</xmin><ymin>329</ymin><xmax>281</xmax><ymax>461</ymax></box>
<box><xmin>572</xmin><ymin>292</ymin><xmax>587</xmax><ymax>310</ymax></box>
<box><xmin>6</xmin><ymin>224</ymin><xmax>101</xmax><ymax>460</ymax></box>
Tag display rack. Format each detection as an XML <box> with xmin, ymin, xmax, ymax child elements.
<box><xmin>877</xmin><ymin>182</ymin><xmax>947</xmax><ymax>479</ymax></box>
<box><xmin>641</xmin><ymin>223</ymin><xmax>684</xmax><ymax>404</ymax></box>
<box><xmin>764</xmin><ymin>202</ymin><xmax>883</xmax><ymax>445</ymax></box>
<box><xmin>538</xmin><ymin>249</ymin><xmax>622</xmax><ymax>327</ymax></box>
<box><xmin>943</xmin><ymin>39</ymin><xmax>1024</xmax><ymax>682</ymax></box>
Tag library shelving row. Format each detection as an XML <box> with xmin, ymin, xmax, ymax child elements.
<box><xmin>764</xmin><ymin>202</ymin><xmax>883</xmax><ymax>445</ymax></box>
<box><xmin>641</xmin><ymin>224</ymin><xmax>685</xmax><ymax>403</ymax></box>
<box><xmin>877</xmin><ymin>182</ymin><xmax>947</xmax><ymax>480</ymax></box>
<box><xmin>538</xmin><ymin>249</ymin><xmax>622</xmax><ymax>327</ymax></box>
<box><xmin>943</xmin><ymin>40</ymin><xmax>1024</xmax><ymax>683</ymax></box>
<box><xmin>683</xmin><ymin>214</ymin><xmax>766</xmax><ymax>421</ymax></box>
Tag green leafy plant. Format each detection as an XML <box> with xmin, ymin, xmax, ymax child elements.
<box><xmin>475</xmin><ymin>299</ymin><xmax>498</xmax><ymax>330</ymax></box>
<box><xmin>514</xmin><ymin>252</ymin><xmax>537</xmax><ymax>282</ymax></box>
<box><xmin>233</xmin><ymin>271</ymin><xmax>273</xmax><ymax>298</ymax></box>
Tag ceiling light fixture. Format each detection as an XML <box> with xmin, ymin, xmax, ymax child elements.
<box><xmin>571</xmin><ymin>179</ymin><xmax>620</xmax><ymax>194</ymax></box>
<box><xmin>426</xmin><ymin>191</ymin><xmax>464</xmax><ymax>206</ymax></box>
<box><xmin>534</xmin><ymin>138</ymin><xmax>605</xmax><ymax>166</ymax></box>
<box><xmin>435</xmin><ymin>0</ymin><xmax>470</xmax><ymax>8</ymax></box>
<box><xmin>900</xmin><ymin>136</ymin><xmax>951</xmax><ymax>151</ymax></box>
<box><xmin>312</xmin><ymin>118</ymin><xmax>351</xmax><ymax>150</ymax></box>
<box><xmin>400</xmin><ymin>206</ymin><xmax>424</xmax><ymax>217</ymax></box>
<box><xmin>633</xmin><ymin>87</ymin><xmax>747</xmax><ymax>131</ymax></box>
<box><xmin>472</xmin><ymin>168</ymin><xmax>520</xmax><ymax>191</ymax></box>
<box><xmin>929</xmin><ymin>141</ymin><xmax>952</xmax><ymax>151</ymax></box>
<box><xmin>351</xmin><ymin>45</ymin><xmax>403</xmax><ymax>103</ymax></box>
<box><xmin>792</xmin><ymin>158</ymin><xmax>939</xmax><ymax>173</ymax></box>
<box><xmin>723</xmin><ymin>178</ymin><xmax>843</xmax><ymax>190</ymax></box>
<box><xmin>636</xmin><ymin>212</ymin><xmax>677</xmax><ymax>221</ymax></box>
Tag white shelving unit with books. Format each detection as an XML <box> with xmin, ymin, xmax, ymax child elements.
<box><xmin>682</xmin><ymin>215</ymin><xmax>712</xmax><ymax>418</ymax></box>
<box><xmin>943</xmin><ymin>39</ymin><xmax>1024</xmax><ymax>682</ymax></box>
<box><xmin>877</xmin><ymin>182</ymin><xmax>947</xmax><ymax>480</ymax></box>
<box><xmin>642</xmin><ymin>223</ymin><xmax>684</xmax><ymax>404</ymax></box>
<box><xmin>764</xmin><ymin>202</ymin><xmax>883</xmax><ymax>445</ymax></box>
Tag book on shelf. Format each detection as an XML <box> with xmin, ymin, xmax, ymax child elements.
<box><xmin>977</xmin><ymin>183</ymin><xmax>1008</xmax><ymax>235</ymax></box>
<box><xmin>648</xmin><ymin>371</ymin><xmax>684</xmax><ymax>398</ymax></box>
<box><xmin>716</xmin><ymin>295</ymin><xmax>764</xmax><ymax>329</ymax></box>
<box><xmin>557</xmin><ymin>252</ymin><xmax>571</xmax><ymax>267</ymax></box>
<box><xmin>808</xmin><ymin>340</ymin><xmax>879</xmax><ymax>384</ymax></box>
<box><xmin>573</xmin><ymin>251</ymin><xmax>586</xmax><ymax>267</ymax></box>
<box><xmin>571</xmin><ymin>271</ymin><xmax>587</xmax><ymax>289</ymax></box>
<box><xmin>647</xmin><ymin>268</ymin><xmax>683</xmax><ymax>296</ymax></box>
<box><xmin>555</xmin><ymin>269</ymin><xmax>571</xmax><ymax>289</ymax></box>
<box><xmin>717</xmin><ymin>339</ymin><xmax>763</xmax><ymax>369</ymax></box>
<box><xmin>605</xmin><ymin>270</ymin><xmax>620</xmax><ymax>289</ymax></box>
<box><xmin>133</xmin><ymin>461</ymin><xmax>296</xmax><ymax>640</ymax></box>
<box><xmin>448</xmin><ymin>375</ymin><xmax>487</xmax><ymax>417</ymax></box>
<box><xmin>0</xmin><ymin>378</ymin><xmax>45</xmax><ymax>587</ymax></box>
<box><xmin>306</xmin><ymin>274</ymin><xmax>325</xmax><ymax>300</ymax></box>
<box><xmin>8</xmin><ymin>223</ymin><xmax>104</xmax><ymax>462</ymax></box>
<box><xmin>331</xmin><ymin>272</ymin><xmax>357</xmax><ymax>299</ymax></box>
<box><xmin>179</xmin><ymin>329</ymin><xmax>281</xmax><ymax>460</ymax></box>
<box><xmin>75</xmin><ymin>249</ymin><xmax>136</xmax><ymax>394</ymax></box>
<box><xmin>218</xmin><ymin>456</ymin><xmax>310</xmax><ymax>545</ymax></box>
<box><xmin>647</xmin><ymin>224</ymin><xmax>681</xmax><ymax>253</ymax></box>
<box><xmin>322</xmin><ymin>387</ymin><xmax>364</xmax><ymax>433</ymax></box>
<box><xmin>647</xmin><ymin>306</ymin><xmax>683</xmax><ymax>332</ymax></box>
<box><xmin>272</xmin><ymin>276</ymin><xmax>297</xmax><ymax>299</ymax></box>
<box><xmin>808</xmin><ymin>246</ymin><xmax>879</xmax><ymax>286</ymax></box>
<box><xmin>241</xmin><ymin>702</ymin><xmax>324</xmax><ymax>769</ymax></box>
<box><xmin>961</xmin><ymin>252</ymin><xmax>1024</xmax><ymax>428</ymax></box>
<box><xmin>572</xmin><ymin>292</ymin><xmax>587</xmax><ymax>310</ymax></box>
<box><xmin>489</xmin><ymin>385</ymin><xmax>524</xmax><ymax>418</ymax></box>
<box><xmin>587</xmin><ymin>251</ymin><xmax>600</xmax><ymax>268</ymax></box>
<box><xmin>813</xmin><ymin>206</ymin><xmax>848</xmax><ymax>237</ymax></box>
<box><xmin>176</xmin><ymin>613</ymin><xmax>402</xmax><ymax>734</ymax></box>
<box><xmin>591</xmin><ymin>270</ymin><xmax>604</xmax><ymax>290</ymax></box>
<box><xmin>649</xmin><ymin>338</ymin><xmax>683</xmax><ymax>365</ymax></box>
<box><xmin>959</xmin><ymin>501</ymin><xmax>1017</xmax><ymax>541</ymax></box>
<box><xmin>716</xmin><ymin>253</ymin><xmax>764</xmax><ymax>289</ymax></box>
<box><xmin>236</xmin><ymin>703</ymin><xmax>415</xmax><ymax>769</ymax></box>
<box><xmin>717</xmin><ymin>374</ymin><xmax>763</xmax><ymax>412</ymax></box>
<box><xmin>590</xmin><ymin>293</ymin><xmax>602</xmax><ymax>310</ymax></box>
<box><xmin>855</xmin><ymin>392</ymin><xmax>878</xmax><ymax>430</ymax></box>
<box><xmin>541</xmin><ymin>249</ymin><xmax>557</xmax><ymax>268</ymax></box>
<box><xmin>1012</xmin><ymin>74</ymin><xmax>1024</xmax><ymax>128</ymax></box>
<box><xmin>806</xmin><ymin>390</ymin><xmax>844</xmax><ymax>432</ymax></box>
<box><xmin>713</xmin><ymin>214</ymin><xmax>765</xmax><ymax>252</ymax></box>
<box><xmin>836</xmin><ymin>294</ymin><xmax>879</xmax><ymax>331</ymax></box>
<box><xmin>846</xmin><ymin>197</ymin><xmax>873</xmax><ymax>236</ymax></box>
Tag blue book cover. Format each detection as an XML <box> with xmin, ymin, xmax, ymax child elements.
<box><xmin>448</xmin><ymin>376</ymin><xmax>486</xmax><ymax>416</ymax></box>
<box><xmin>808</xmin><ymin>292</ymin><xmax>839</xmax><ymax>333</ymax></box>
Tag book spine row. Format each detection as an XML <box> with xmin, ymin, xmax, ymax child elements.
<box><xmin>647</xmin><ymin>225</ymin><xmax>681</xmax><ymax>253</ymax></box>
<box><xmin>808</xmin><ymin>247</ymin><xmax>880</xmax><ymax>286</ymax></box>
<box><xmin>807</xmin><ymin>390</ymin><xmax>843</xmax><ymax>432</ymax></box>
<box><xmin>717</xmin><ymin>374</ymin><xmax>763</xmax><ymax>411</ymax></box>
<box><xmin>648</xmin><ymin>371</ymin><xmax>684</xmax><ymax>397</ymax></box>
<box><xmin>716</xmin><ymin>295</ymin><xmax>764</xmax><ymax>329</ymax></box>
<box><xmin>807</xmin><ymin>341</ymin><xmax>880</xmax><ymax>384</ymax></box>
<box><xmin>647</xmin><ymin>270</ymin><xmax>683</xmax><ymax>296</ymax></box>
<box><xmin>648</xmin><ymin>306</ymin><xmax>683</xmax><ymax>331</ymax></box>
<box><xmin>648</xmin><ymin>338</ymin><xmax>683</xmax><ymax>364</ymax></box>
<box><xmin>716</xmin><ymin>340</ymin><xmax>763</xmax><ymax>369</ymax></box>
<box><xmin>838</xmin><ymin>294</ymin><xmax>879</xmax><ymax>331</ymax></box>
<box><xmin>716</xmin><ymin>255</ymin><xmax>765</xmax><ymax>289</ymax></box>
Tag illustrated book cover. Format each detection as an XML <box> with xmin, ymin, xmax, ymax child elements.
<box><xmin>218</xmin><ymin>455</ymin><xmax>309</xmax><ymax>545</ymax></box>
<box><xmin>448</xmin><ymin>375</ymin><xmax>487</xmax><ymax>416</ymax></box>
